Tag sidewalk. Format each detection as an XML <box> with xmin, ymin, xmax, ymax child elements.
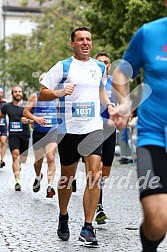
<box><xmin>0</xmin><ymin>148</ymin><xmax>167</xmax><ymax>252</ymax></box>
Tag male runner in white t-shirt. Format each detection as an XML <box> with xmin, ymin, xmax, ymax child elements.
<box><xmin>39</xmin><ymin>26</ymin><xmax>115</xmax><ymax>247</ymax></box>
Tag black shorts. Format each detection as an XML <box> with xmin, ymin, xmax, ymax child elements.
<box><xmin>137</xmin><ymin>145</ymin><xmax>167</xmax><ymax>199</ymax></box>
<box><xmin>0</xmin><ymin>126</ymin><xmax>7</xmax><ymax>136</ymax></box>
<box><xmin>33</xmin><ymin>129</ymin><xmax>57</xmax><ymax>150</ymax></box>
<box><xmin>58</xmin><ymin>130</ymin><xmax>103</xmax><ymax>166</ymax></box>
<box><xmin>102</xmin><ymin>127</ymin><xmax>116</xmax><ymax>167</ymax></box>
<box><xmin>8</xmin><ymin>134</ymin><xmax>29</xmax><ymax>156</ymax></box>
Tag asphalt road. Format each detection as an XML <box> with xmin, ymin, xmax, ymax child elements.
<box><xmin>0</xmin><ymin>146</ymin><xmax>167</xmax><ymax>252</ymax></box>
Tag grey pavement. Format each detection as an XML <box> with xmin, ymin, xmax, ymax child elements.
<box><xmin>0</xmin><ymin>146</ymin><xmax>167</xmax><ymax>252</ymax></box>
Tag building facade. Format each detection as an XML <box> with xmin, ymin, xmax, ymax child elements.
<box><xmin>0</xmin><ymin>0</ymin><xmax>54</xmax><ymax>97</ymax></box>
<box><xmin>0</xmin><ymin>0</ymin><xmax>54</xmax><ymax>40</ymax></box>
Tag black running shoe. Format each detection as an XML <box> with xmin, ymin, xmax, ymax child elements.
<box><xmin>95</xmin><ymin>205</ymin><xmax>108</xmax><ymax>225</ymax></box>
<box><xmin>57</xmin><ymin>215</ymin><xmax>70</xmax><ymax>241</ymax></box>
<box><xmin>15</xmin><ymin>183</ymin><xmax>21</xmax><ymax>191</ymax></box>
<box><xmin>46</xmin><ymin>186</ymin><xmax>55</xmax><ymax>198</ymax></box>
<box><xmin>0</xmin><ymin>161</ymin><xmax>5</xmax><ymax>168</ymax></box>
<box><xmin>33</xmin><ymin>173</ymin><xmax>43</xmax><ymax>193</ymax></box>
<box><xmin>119</xmin><ymin>158</ymin><xmax>129</xmax><ymax>164</ymax></box>
<box><xmin>72</xmin><ymin>179</ymin><xmax>77</xmax><ymax>192</ymax></box>
<box><xmin>79</xmin><ymin>225</ymin><xmax>99</xmax><ymax>247</ymax></box>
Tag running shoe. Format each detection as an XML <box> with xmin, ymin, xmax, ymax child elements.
<box><xmin>57</xmin><ymin>214</ymin><xmax>70</xmax><ymax>241</ymax></box>
<box><xmin>79</xmin><ymin>225</ymin><xmax>99</xmax><ymax>247</ymax></box>
<box><xmin>46</xmin><ymin>186</ymin><xmax>55</xmax><ymax>198</ymax></box>
<box><xmin>72</xmin><ymin>179</ymin><xmax>77</xmax><ymax>192</ymax></box>
<box><xmin>0</xmin><ymin>161</ymin><xmax>5</xmax><ymax>168</ymax></box>
<box><xmin>119</xmin><ymin>158</ymin><xmax>129</xmax><ymax>164</ymax></box>
<box><xmin>95</xmin><ymin>205</ymin><xmax>108</xmax><ymax>225</ymax></box>
<box><xmin>15</xmin><ymin>183</ymin><xmax>21</xmax><ymax>191</ymax></box>
<box><xmin>33</xmin><ymin>173</ymin><xmax>43</xmax><ymax>193</ymax></box>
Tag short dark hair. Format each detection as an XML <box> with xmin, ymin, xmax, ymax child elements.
<box><xmin>70</xmin><ymin>26</ymin><xmax>91</xmax><ymax>42</ymax></box>
<box><xmin>95</xmin><ymin>52</ymin><xmax>111</xmax><ymax>60</ymax></box>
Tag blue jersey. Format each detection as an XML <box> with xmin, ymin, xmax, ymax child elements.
<box><xmin>100</xmin><ymin>76</ymin><xmax>117</xmax><ymax>123</ymax></box>
<box><xmin>33</xmin><ymin>93</ymin><xmax>57</xmax><ymax>133</ymax></box>
<box><xmin>123</xmin><ymin>17</ymin><xmax>167</xmax><ymax>148</ymax></box>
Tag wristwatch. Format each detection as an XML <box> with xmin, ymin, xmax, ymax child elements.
<box><xmin>106</xmin><ymin>103</ymin><xmax>116</xmax><ymax>108</ymax></box>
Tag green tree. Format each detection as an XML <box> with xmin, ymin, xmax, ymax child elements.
<box><xmin>82</xmin><ymin>0</ymin><xmax>167</xmax><ymax>60</ymax></box>
<box><xmin>0</xmin><ymin>0</ymin><xmax>89</xmax><ymax>93</ymax></box>
<box><xmin>81</xmin><ymin>0</ymin><xmax>167</xmax><ymax>88</ymax></box>
<box><xmin>0</xmin><ymin>35</ymin><xmax>41</xmax><ymax>96</ymax></box>
<box><xmin>1</xmin><ymin>0</ymin><xmax>167</xmax><ymax>92</ymax></box>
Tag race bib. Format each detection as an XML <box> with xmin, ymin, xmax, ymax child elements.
<box><xmin>44</xmin><ymin>116</ymin><xmax>57</xmax><ymax>127</ymax></box>
<box><xmin>0</xmin><ymin>118</ymin><xmax>6</xmax><ymax>126</ymax></box>
<box><xmin>72</xmin><ymin>102</ymin><xmax>95</xmax><ymax>120</ymax></box>
<box><xmin>10</xmin><ymin>122</ymin><xmax>23</xmax><ymax>132</ymax></box>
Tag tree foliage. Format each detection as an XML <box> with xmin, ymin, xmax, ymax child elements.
<box><xmin>0</xmin><ymin>0</ymin><xmax>167</xmax><ymax>92</ymax></box>
<box><xmin>82</xmin><ymin>0</ymin><xmax>167</xmax><ymax>61</ymax></box>
<box><xmin>31</xmin><ymin>0</ymin><xmax>89</xmax><ymax>71</ymax></box>
<box><xmin>0</xmin><ymin>0</ymin><xmax>88</xmax><ymax>93</ymax></box>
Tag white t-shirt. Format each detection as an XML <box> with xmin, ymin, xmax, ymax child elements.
<box><xmin>41</xmin><ymin>56</ymin><xmax>106</xmax><ymax>134</ymax></box>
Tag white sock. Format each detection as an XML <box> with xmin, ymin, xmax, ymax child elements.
<box><xmin>36</xmin><ymin>174</ymin><xmax>42</xmax><ymax>180</ymax></box>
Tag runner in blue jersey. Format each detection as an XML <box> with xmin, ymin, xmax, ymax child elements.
<box><xmin>23</xmin><ymin>73</ymin><xmax>58</xmax><ymax>198</ymax></box>
<box><xmin>112</xmin><ymin>1</ymin><xmax>167</xmax><ymax>250</ymax></box>
<box><xmin>0</xmin><ymin>88</ymin><xmax>7</xmax><ymax>168</ymax></box>
<box><xmin>0</xmin><ymin>86</ymin><xmax>30</xmax><ymax>191</ymax></box>
<box><xmin>39</xmin><ymin>26</ymin><xmax>114</xmax><ymax>248</ymax></box>
<box><xmin>94</xmin><ymin>52</ymin><xmax>117</xmax><ymax>225</ymax></box>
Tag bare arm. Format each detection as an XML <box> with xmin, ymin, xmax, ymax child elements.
<box><xmin>99</xmin><ymin>87</ymin><xmax>117</xmax><ymax>125</ymax></box>
<box><xmin>99</xmin><ymin>87</ymin><xmax>112</xmax><ymax>107</ymax></box>
<box><xmin>23</xmin><ymin>92</ymin><xmax>58</xmax><ymax>126</ymax></box>
<box><xmin>23</xmin><ymin>93</ymin><xmax>37</xmax><ymax>124</ymax></box>
<box><xmin>38</xmin><ymin>84</ymin><xmax>76</xmax><ymax>101</ymax></box>
<box><xmin>109</xmin><ymin>66</ymin><xmax>131</xmax><ymax>129</ymax></box>
<box><xmin>0</xmin><ymin>110</ymin><xmax>6</xmax><ymax>118</ymax></box>
<box><xmin>112</xmin><ymin>66</ymin><xmax>130</xmax><ymax>107</ymax></box>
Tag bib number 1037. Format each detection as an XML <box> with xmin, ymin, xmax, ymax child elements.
<box><xmin>72</xmin><ymin>102</ymin><xmax>95</xmax><ymax>120</ymax></box>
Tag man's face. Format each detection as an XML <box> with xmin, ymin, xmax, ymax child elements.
<box><xmin>12</xmin><ymin>87</ymin><xmax>23</xmax><ymax>101</ymax></box>
<box><xmin>71</xmin><ymin>30</ymin><xmax>92</xmax><ymax>61</ymax></box>
<box><xmin>96</xmin><ymin>55</ymin><xmax>111</xmax><ymax>75</ymax></box>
